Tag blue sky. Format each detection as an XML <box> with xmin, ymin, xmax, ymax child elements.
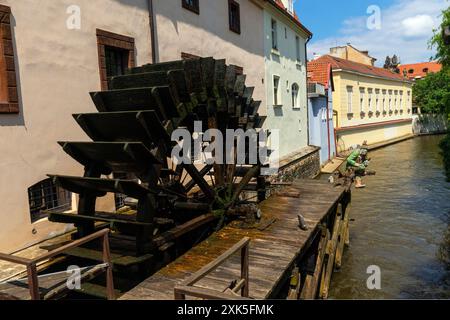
<box><xmin>295</xmin><ymin>0</ymin><xmax>449</xmax><ymax>65</ymax></box>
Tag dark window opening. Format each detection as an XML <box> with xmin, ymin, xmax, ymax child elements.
<box><xmin>105</xmin><ymin>46</ymin><xmax>129</xmax><ymax>81</ymax></box>
<box><xmin>423</xmin><ymin>68</ymin><xmax>429</xmax><ymax>73</ymax></box>
<box><xmin>182</xmin><ymin>0</ymin><xmax>199</xmax><ymax>14</ymax></box>
<box><xmin>28</xmin><ymin>179</ymin><xmax>72</xmax><ymax>223</ymax></box>
<box><xmin>408</xmin><ymin>69</ymin><xmax>414</xmax><ymax>74</ymax></box>
<box><xmin>228</xmin><ymin>0</ymin><xmax>241</xmax><ymax>34</ymax></box>
<box><xmin>271</xmin><ymin>19</ymin><xmax>278</xmax><ymax>50</ymax></box>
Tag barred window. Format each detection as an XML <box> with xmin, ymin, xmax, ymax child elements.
<box><xmin>28</xmin><ymin>179</ymin><xmax>72</xmax><ymax>223</ymax></box>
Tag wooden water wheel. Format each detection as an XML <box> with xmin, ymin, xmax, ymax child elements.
<box><xmin>48</xmin><ymin>57</ymin><xmax>269</xmax><ymax>258</ymax></box>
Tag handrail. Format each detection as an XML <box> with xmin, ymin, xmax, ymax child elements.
<box><xmin>0</xmin><ymin>228</ymin><xmax>115</xmax><ymax>300</ymax></box>
<box><xmin>174</xmin><ymin>237</ymin><xmax>251</xmax><ymax>300</ymax></box>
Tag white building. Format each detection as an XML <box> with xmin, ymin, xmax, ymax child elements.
<box><xmin>261</xmin><ymin>0</ymin><xmax>312</xmax><ymax>159</ymax></box>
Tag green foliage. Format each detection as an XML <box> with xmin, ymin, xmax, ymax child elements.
<box><xmin>439</xmin><ymin>134</ymin><xmax>450</xmax><ymax>181</ymax></box>
<box><xmin>430</xmin><ymin>6</ymin><xmax>450</xmax><ymax>67</ymax></box>
<box><xmin>413</xmin><ymin>68</ymin><xmax>450</xmax><ymax>115</ymax></box>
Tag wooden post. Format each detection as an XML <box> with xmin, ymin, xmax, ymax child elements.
<box><xmin>26</xmin><ymin>263</ymin><xmax>40</xmax><ymax>300</ymax></box>
<box><xmin>319</xmin><ymin>204</ymin><xmax>342</xmax><ymax>299</ymax></box>
<box><xmin>241</xmin><ymin>243</ymin><xmax>249</xmax><ymax>297</ymax></box>
<box><xmin>335</xmin><ymin>202</ymin><xmax>351</xmax><ymax>269</ymax></box>
<box><xmin>102</xmin><ymin>231</ymin><xmax>116</xmax><ymax>300</ymax></box>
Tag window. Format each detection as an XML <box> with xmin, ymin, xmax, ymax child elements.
<box><xmin>375</xmin><ymin>89</ymin><xmax>380</xmax><ymax>112</ymax></box>
<box><xmin>368</xmin><ymin>88</ymin><xmax>373</xmax><ymax>112</ymax></box>
<box><xmin>271</xmin><ymin>19</ymin><xmax>278</xmax><ymax>50</ymax></box>
<box><xmin>347</xmin><ymin>86</ymin><xmax>353</xmax><ymax>113</ymax></box>
<box><xmin>0</xmin><ymin>5</ymin><xmax>19</xmax><ymax>114</ymax></box>
<box><xmin>291</xmin><ymin>83</ymin><xmax>299</xmax><ymax>108</ymax></box>
<box><xmin>295</xmin><ymin>36</ymin><xmax>301</xmax><ymax>62</ymax></box>
<box><xmin>182</xmin><ymin>0</ymin><xmax>199</xmax><ymax>14</ymax></box>
<box><xmin>228</xmin><ymin>0</ymin><xmax>240</xmax><ymax>34</ymax></box>
<box><xmin>408</xmin><ymin>69</ymin><xmax>414</xmax><ymax>74</ymax></box>
<box><xmin>273</xmin><ymin>75</ymin><xmax>281</xmax><ymax>106</ymax></box>
<box><xmin>388</xmin><ymin>90</ymin><xmax>393</xmax><ymax>112</ymax></box>
<box><xmin>28</xmin><ymin>179</ymin><xmax>72</xmax><ymax>223</ymax></box>
<box><xmin>400</xmin><ymin>90</ymin><xmax>403</xmax><ymax>110</ymax></box>
<box><xmin>394</xmin><ymin>90</ymin><xmax>398</xmax><ymax>111</ymax></box>
<box><xmin>97</xmin><ymin>29</ymin><xmax>135</xmax><ymax>90</ymax></box>
<box><xmin>285</xmin><ymin>27</ymin><xmax>288</xmax><ymax>39</ymax></box>
<box><xmin>423</xmin><ymin>68</ymin><xmax>429</xmax><ymax>73</ymax></box>
<box><xmin>359</xmin><ymin>88</ymin><xmax>365</xmax><ymax>113</ymax></box>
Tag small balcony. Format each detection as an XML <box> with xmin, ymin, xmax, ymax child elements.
<box><xmin>308</xmin><ymin>82</ymin><xmax>326</xmax><ymax>97</ymax></box>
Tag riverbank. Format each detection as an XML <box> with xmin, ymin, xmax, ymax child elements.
<box><xmin>327</xmin><ymin>134</ymin><xmax>450</xmax><ymax>299</ymax></box>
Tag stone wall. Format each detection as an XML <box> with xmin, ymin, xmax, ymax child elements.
<box><xmin>270</xmin><ymin>146</ymin><xmax>321</xmax><ymax>183</ymax></box>
<box><xmin>412</xmin><ymin>114</ymin><xmax>449</xmax><ymax>135</ymax></box>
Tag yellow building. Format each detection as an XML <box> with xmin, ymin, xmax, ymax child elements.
<box><xmin>311</xmin><ymin>48</ymin><xmax>413</xmax><ymax>152</ymax></box>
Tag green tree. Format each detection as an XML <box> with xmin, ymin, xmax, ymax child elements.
<box><xmin>413</xmin><ymin>68</ymin><xmax>450</xmax><ymax>115</ymax></box>
<box><xmin>430</xmin><ymin>6</ymin><xmax>450</xmax><ymax>66</ymax></box>
<box><xmin>429</xmin><ymin>5</ymin><xmax>450</xmax><ymax>181</ymax></box>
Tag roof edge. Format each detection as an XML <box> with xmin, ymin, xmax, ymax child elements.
<box><xmin>265</xmin><ymin>0</ymin><xmax>313</xmax><ymax>37</ymax></box>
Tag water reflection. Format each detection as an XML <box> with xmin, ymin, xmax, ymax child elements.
<box><xmin>327</xmin><ymin>135</ymin><xmax>450</xmax><ymax>299</ymax></box>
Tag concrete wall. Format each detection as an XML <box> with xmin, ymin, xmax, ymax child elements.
<box><xmin>0</xmin><ymin>0</ymin><xmax>153</xmax><ymax>252</ymax></box>
<box><xmin>263</xmin><ymin>7</ymin><xmax>308</xmax><ymax>159</ymax></box>
<box><xmin>153</xmin><ymin>0</ymin><xmax>266</xmax><ymax>114</ymax></box>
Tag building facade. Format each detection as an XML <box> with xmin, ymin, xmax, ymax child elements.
<box><xmin>261</xmin><ymin>0</ymin><xmax>312</xmax><ymax>159</ymax></box>
<box><xmin>0</xmin><ymin>0</ymin><xmax>154</xmax><ymax>252</ymax></box>
<box><xmin>307</xmin><ymin>62</ymin><xmax>336</xmax><ymax>165</ymax></box>
<box><xmin>0</xmin><ymin>0</ymin><xmax>315</xmax><ymax>253</ymax></box>
<box><xmin>398</xmin><ymin>62</ymin><xmax>442</xmax><ymax>81</ymax></box>
<box><xmin>313</xmin><ymin>47</ymin><xmax>413</xmax><ymax>152</ymax></box>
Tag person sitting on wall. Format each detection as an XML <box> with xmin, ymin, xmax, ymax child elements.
<box><xmin>346</xmin><ymin>142</ymin><xmax>370</xmax><ymax>189</ymax></box>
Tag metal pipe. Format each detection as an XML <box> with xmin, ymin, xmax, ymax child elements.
<box><xmin>147</xmin><ymin>0</ymin><xmax>157</xmax><ymax>63</ymax></box>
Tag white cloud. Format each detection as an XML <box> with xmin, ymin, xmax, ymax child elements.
<box><xmin>308</xmin><ymin>0</ymin><xmax>448</xmax><ymax>65</ymax></box>
<box><xmin>402</xmin><ymin>15</ymin><xmax>435</xmax><ymax>37</ymax></box>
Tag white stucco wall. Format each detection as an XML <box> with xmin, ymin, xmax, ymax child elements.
<box><xmin>153</xmin><ymin>0</ymin><xmax>266</xmax><ymax>114</ymax></box>
<box><xmin>262</xmin><ymin>7</ymin><xmax>309</xmax><ymax>159</ymax></box>
<box><xmin>0</xmin><ymin>0</ymin><xmax>152</xmax><ymax>252</ymax></box>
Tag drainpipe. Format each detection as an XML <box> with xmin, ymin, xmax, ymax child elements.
<box><xmin>305</xmin><ymin>34</ymin><xmax>313</xmax><ymax>146</ymax></box>
<box><xmin>333</xmin><ymin>110</ymin><xmax>339</xmax><ymax>155</ymax></box>
<box><xmin>147</xmin><ymin>0</ymin><xmax>157</xmax><ymax>64</ymax></box>
<box><xmin>326</xmin><ymin>90</ymin><xmax>331</xmax><ymax>161</ymax></box>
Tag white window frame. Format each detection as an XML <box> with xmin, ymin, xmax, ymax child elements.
<box><xmin>359</xmin><ymin>87</ymin><xmax>365</xmax><ymax>113</ymax></box>
<box><xmin>273</xmin><ymin>75</ymin><xmax>281</xmax><ymax>106</ymax></box>
<box><xmin>347</xmin><ymin>86</ymin><xmax>353</xmax><ymax>113</ymax></box>
<box><xmin>291</xmin><ymin>82</ymin><xmax>300</xmax><ymax>109</ymax></box>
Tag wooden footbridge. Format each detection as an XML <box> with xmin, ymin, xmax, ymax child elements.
<box><xmin>120</xmin><ymin>179</ymin><xmax>351</xmax><ymax>300</ymax></box>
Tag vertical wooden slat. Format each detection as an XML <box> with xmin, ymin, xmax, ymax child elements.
<box><xmin>241</xmin><ymin>243</ymin><xmax>249</xmax><ymax>297</ymax></box>
<box><xmin>26</xmin><ymin>263</ymin><xmax>40</xmax><ymax>300</ymax></box>
<box><xmin>102</xmin><ymin>231</ymin><xmax>116</xmax><ymax>300</ymax></box>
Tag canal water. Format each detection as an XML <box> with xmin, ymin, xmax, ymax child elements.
<box><xmin>327</xmin><ymin>135</ymin><xmax>450</xmax><ymax>299</ymax></box>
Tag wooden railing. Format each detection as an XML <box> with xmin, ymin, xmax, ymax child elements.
<box><xmin>0</xmin><ymin>228</ymin><xmax>115</xmax><ymax>300</ymax></box>
<box><xmin>174</xmin><ymin>237</ymin><xmax>251</xmax><ymax>300</ymax></box>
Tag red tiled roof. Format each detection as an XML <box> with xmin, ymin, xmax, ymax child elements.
<box><xmin>398</xmin><ymin>62</ymin><xmax>442</xmax><ymax>80</ymax></box>
<box><xmin>266</xmin><ymin>0</ymin><xmax>312</xmax><ymax>37</ymax></box>
<box><xmin>312</xmin><ymin>55</ymin><xmax>408</xmax><ymax>82</ymax></box>
<box><xmin>307</xmin><ymin>60</ymin><xmax>332</xmax><ymax>88</ymax></box>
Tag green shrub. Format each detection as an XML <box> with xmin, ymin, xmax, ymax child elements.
<box><xmin>440</xmin><ymin>133</ymin><xmax>450</xmax><ymax>182</ymax></box>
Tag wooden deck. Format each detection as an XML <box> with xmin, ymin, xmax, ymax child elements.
<box><xmin>120</xmin><ymin>179</ymin><xmax>347</xmax><ymax>300</ymax></box>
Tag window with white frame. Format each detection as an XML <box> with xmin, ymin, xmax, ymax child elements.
<box><xmin>382</xmin><ymin>89</ymin><xmax>387</xmax><ymax>112</ymax></box>
<box><xmin>291</xmin><ymin>83</ymin><xmax>299</xmax><ymax>108</ymax></box>
<box><xmin>295</xmin><ymin>36</ymin><xmax>301</xmax><ymax>62</ymax></box>
<box><xmin>394</xmin><ymin>90</ymin><xmax>398</xmax><ymax>111</ymax></box>
<box><xmin>400</xmin><ymin>90</ymin><xmax>403</xmax><ymax>111</ymax></box>
<box><xmin>273</xmin><ymin>75</ymin><xmax>281</xmax><ymax>106</ymax></box>
<box><xmin>388</xmin><ymin>90</ymin><xmax>393</xmax><ymax>112</ymax></box>
<box><xmin>368</xmin><ymin>88</ymin><xmax>373</xmax><ymax>112</ymax></box>
<box><xmin>347</xmin><ymin>86</ymin><xmax>353</xmax><ymax>113</ymax></box>
<box><xmin>375</xmin><ymin>89</ymin><xmax>380</xmax><ymax>112</ymax></box>
<box><xmin>359</xmin><ymin>87</ymin><xmax>365</xmax><ymax>113</ymax></box>
<box><xmin>271</xmin><ymin>19</ymin><xmax>278</xmax><ymax>50</ymax></box>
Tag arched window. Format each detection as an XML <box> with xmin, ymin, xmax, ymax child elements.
<box><xmin>291</xmin><ymin>83</ymin><xmax>299</xmax><ymax>108</ymax></box>
<box><xmin>28</xmin><ymin>178</ymin><xmax>72</xmax><ymax>223</ymax></box>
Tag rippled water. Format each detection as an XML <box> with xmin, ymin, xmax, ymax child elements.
<box><xmin>327</xmin><ymin>135</ymin><xmax>450</xmax><ymax>299</ymax></box>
